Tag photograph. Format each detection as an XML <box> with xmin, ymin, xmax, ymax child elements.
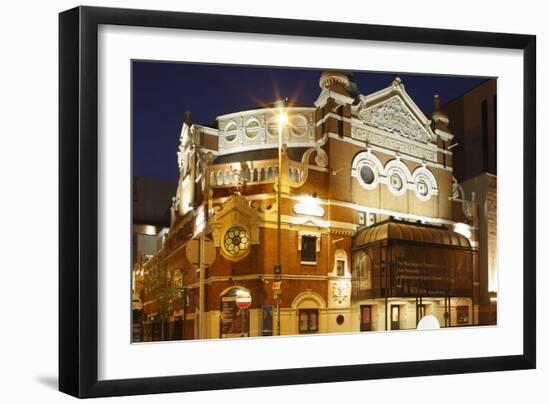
<box><xmin>131</xmin><ymin>62</ymin><xmax>498</xmax><ymax>342</ymax></box>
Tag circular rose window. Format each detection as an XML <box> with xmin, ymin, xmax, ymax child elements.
<box><xmin>224</xmin><ymin>226</ymin><xmax>250</xmax><ymax>256</ymax></box>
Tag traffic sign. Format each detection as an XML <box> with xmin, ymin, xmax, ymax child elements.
<box><xmin>235</xmin><ymin>290</ymin><xmax>252</xmax><ymax>309</ymax></box>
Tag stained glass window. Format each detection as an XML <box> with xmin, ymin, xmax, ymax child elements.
<box><xmin>224</xmin><ymin>226</ymin><xmax>250</xmax><ymax>256</ymax></box>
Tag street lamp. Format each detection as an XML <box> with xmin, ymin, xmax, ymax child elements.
<box><xmin>274</xmin><ymin>100</ymin><xmax>287</xmax><ymax>336</ymax></box>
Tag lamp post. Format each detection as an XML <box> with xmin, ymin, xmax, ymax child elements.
<box><xmin>274</xmin><ymin>100</ymin><xmax>287</xmax><ymax>336</ymax></box>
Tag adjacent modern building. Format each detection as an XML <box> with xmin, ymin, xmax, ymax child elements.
<box><xmin>132</xmin><ymin>176</ymin><xmax>177</xmax><ymax>341</ymax></box>
<box><xmin>445</xmin><ymin>79</ymin><xmax>498</xmax><ymax>325</ymax></box>
<box><xmin>133</xmin><ymin>71</ymin><xmax>488</xmax><ymax>341</ymax></box>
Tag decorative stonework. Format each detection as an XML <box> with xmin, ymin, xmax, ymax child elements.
<box><xmin>351</xmin><ymin>127</ymin><xmax>437</xmax><ymax>162</ymax></box>
<box><xmin>452</xmin><ymin>176</ymin><xmax>472</xmax><ymax>219</ymax></box>
<box><xmin>177</xmin><ymin>124</ymin><xmax>193</xmax><ymax>171</ymax></box>
<box><xmin>412</xmin><ymin>166</ymin><xmax>438</xmax><ymax>201</ymax></box>
<box><xmin>314</xmin><ymin>147</ymin><xmax>328</xmax><ymax>168</ymax></box>
<box><xmin>331</xmin><ymin>281</ymin><xmax>350</xmax><ymax>305</ymax></box>
<box><xmin>301</xmin><ymin>147</ymin><xmax>328</xmax><ymax>169</ymax></box>
<box><xmin>358</xmin><ymin>96</ymin><xmax>432</xmax><ymax>143</ymax></box>
<box><xmin>210</xmin><ymin>194</ymin><xmax>261</xmax><ymax>261</ymax></box>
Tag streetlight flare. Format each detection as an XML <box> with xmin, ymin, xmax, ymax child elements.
<box><xmin>277</xmin><ymin>112</ymin><xmax>288</xmax><ymax>126</ymax></box>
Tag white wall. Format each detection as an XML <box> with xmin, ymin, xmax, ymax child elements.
<box><xmin>0</xmin><ymin>1</ymin><xmax>546</xmax><ymax>403</ymax></box>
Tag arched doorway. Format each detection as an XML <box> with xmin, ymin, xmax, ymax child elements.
<box><xmin>291</xmin><ymin>291</ymin><xmax>326</xmax><ymax>335</ymax></box>
<box><xmin>219</xmin><ymin>287</ymin><xmax>250</xmax><ymax>338</ymax></box>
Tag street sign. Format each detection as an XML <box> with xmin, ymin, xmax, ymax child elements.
<box><xmin>235</xmin><ymin>290</ymin><xmax>252</xmax><ymax>309</ymax></box>
<box><xmin>274</xmin><ymin>264</ymin><xmax>282</xmax><ymax>282</ymax></box>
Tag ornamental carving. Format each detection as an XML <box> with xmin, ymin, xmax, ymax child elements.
<box><xmin>177</xmin><ymin>124</ymin><xmax>194</xmax><ymax>171</ymax></box>
<box><xmin>331</xmin><ymin>281</ymin><xmax>350</xmax><ymax>305</ymax></box>
<box><xmin>452</xmin><ymin>176</ymin><xmax>472</xmax><ymax>219</ymax></box>
<box><xmin>314</xmin><ymin>147</ymin><xmax>328</xmax><ymax>168</ymax></box>
<box><xmin>359</xmin><ymin>97</ymin><xmax>431</xmax><ymax>143</ymax></box>
<box><xmin>352</xmin><ymin>127</ymin><xmax>437</xmax><ymax>162</ymax></box>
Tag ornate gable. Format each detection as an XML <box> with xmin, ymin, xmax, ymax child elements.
<box><xmin>356</xmin><ymin>78</ymin><xmax>436</xmax><ymax>144</ymax></box>
<box><xmin>359</xmin><ymin>96</ymin><xmax>432</xmax><ymax>143</ymax></box>
<box><xmin>210</xmin><ymin>194</ymin><xmax>261</xmax><ymax>261</ymax></box>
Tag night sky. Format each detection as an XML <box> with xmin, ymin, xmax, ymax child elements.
<box><xmin>132</xmin><ymin>61</ymin><xmax>488</xmax><ymax>182</ymax></box>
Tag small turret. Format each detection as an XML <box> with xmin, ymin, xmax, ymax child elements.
<box><xmin>431</xmin><ymin>94</ymin><xmax>450</xmax><ymax>133</ymax></box>
<box><xmin>319</xmin><ymin>71</ymin><xmax>351</xmax><ymax>96</ymax></box>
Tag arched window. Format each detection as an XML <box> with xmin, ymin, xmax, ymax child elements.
<box><xmin>352</xmin><ymin>252</ymin><xmax>372</xmax><ymax>297</ymax></box>
<box><xmin>412</xmin><ymin>166</ymin><xmax>438</xmax><ymax>201</ymax></box>
<box><xmin>333</xmin><ymin>249</ymin><xmax>349</xmax><ymax>277</ymax></box>
<box><xmin>351</xmin><ymin>151</ymin><xmax>384</xmax><ymax>190</ymax></box>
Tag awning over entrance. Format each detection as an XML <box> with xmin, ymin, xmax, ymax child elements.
<box><xmin>354</xmin><ymin>219</ymin><xmax>471</xmax><ymax>249</ymax></box>
<box><xmin>352</xmin><ymin>219</ymin><xmax>476</xmax><ymax>300</ymax></box>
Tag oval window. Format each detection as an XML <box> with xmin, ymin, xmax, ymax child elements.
<box><xmin>360</xmin><ymin>165</ymin><xmax>375</xmax><ymax>185</ymax></box>
<box><xmin>266</xmin><ymin>117</ymin><xmax>279</xmax><ymax>137</ymax></box>
<box><xmin>224</xmin><ymin>122</ymin><xmax>238</xmax><ymax>142</ymax></box>
<box><xmin>245</xmin><ymin>120</ymin><xmax>260</xmax><ymax>138</ymax></box>
<box><xmin>289</xmin><ymin>115</ymin><xmax>308</xmax><ymax>136</ymax></box>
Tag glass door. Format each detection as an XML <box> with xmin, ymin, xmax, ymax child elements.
<box><xmin>391</xmin><ymin>305</ymin><xmax>400</xmax><ymax>330</ymax></box>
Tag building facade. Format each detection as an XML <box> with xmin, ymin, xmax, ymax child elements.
<box><xmin>133</xmin><ymin>71</ymin><xmax>481</xmax><ymax>341</ymax></box>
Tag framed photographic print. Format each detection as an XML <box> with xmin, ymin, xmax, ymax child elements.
<box><xmin>59</xmin><ymin>6</ymin><xmax>536</xmax><ymax>398</ymax></box>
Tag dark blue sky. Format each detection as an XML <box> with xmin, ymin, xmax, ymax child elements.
<box><xmin>132</xmin><ymin>61</ymin><xmax>488</xmax><ymax>181</ymax></box>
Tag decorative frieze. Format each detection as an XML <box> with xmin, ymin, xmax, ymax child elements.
<box><xmin>352</xmin><ymin>127</ymin><xmax>437</xmax><ymax>162</ymax></box>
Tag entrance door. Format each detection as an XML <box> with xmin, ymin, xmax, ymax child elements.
<box><xmin>360</xmin><ymin>305</ymin><xmax>372</xmax><ymax>331</ymax></box>
<box><xmin>390</xmin><ymin>305</ymin><xmax>400</xmax><ymax>330</ymax></box>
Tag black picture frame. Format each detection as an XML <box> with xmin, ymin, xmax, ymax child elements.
<box><xmin>59</xmin><ymin>5</ymin><xmax>536</xmax><ymax>398</ymax></box>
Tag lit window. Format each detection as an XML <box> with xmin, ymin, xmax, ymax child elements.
<box><xmin>223</xmin><ymin>226</ymin><xmax>249</xmax><ymax>256</ymax></box>
<box><xmin>301</xmin><ymin>236</ymin><xmax>317</xmax><ymax>263</ymax></box>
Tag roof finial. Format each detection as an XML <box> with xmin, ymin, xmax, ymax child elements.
<box><xmin>431</xmin><ymin>94</ymin><xmax>450</xmax><ymax>133</ymax></box>
<box><xmin>433</xmin><ymin>94</ymin><xmax>441</xmax><ymax>111</ymax></box>
<box><xmin>392</xmin><ymin>74</ymin><xmax>403</xmax><ymax>89</ymax></box>
<box><xmin>184</xmin><ymin>110</ymin><xmax>192</xmax><ymax>126</ymax></box>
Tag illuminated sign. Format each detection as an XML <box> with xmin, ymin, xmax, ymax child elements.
<box><xmin>293</xmin><ymin>196</ymin><xmax>325</xmax><ymax>217</ymax></box>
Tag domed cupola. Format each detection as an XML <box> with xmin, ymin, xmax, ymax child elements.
<box><xmin>319</xmin><ymin>71</ymin><xmax>351</xmax><ymax>95</ymax></box>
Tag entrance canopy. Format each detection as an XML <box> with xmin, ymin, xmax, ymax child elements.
<box><xmin>352</xmin><ymin>219</ymin><xmax>475</xmax><ymax>300</ymax></box>
<box><xmin>354</xmin><ymin>219</ymin><xmax>471</xmax><ymax>248</ymax></box>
